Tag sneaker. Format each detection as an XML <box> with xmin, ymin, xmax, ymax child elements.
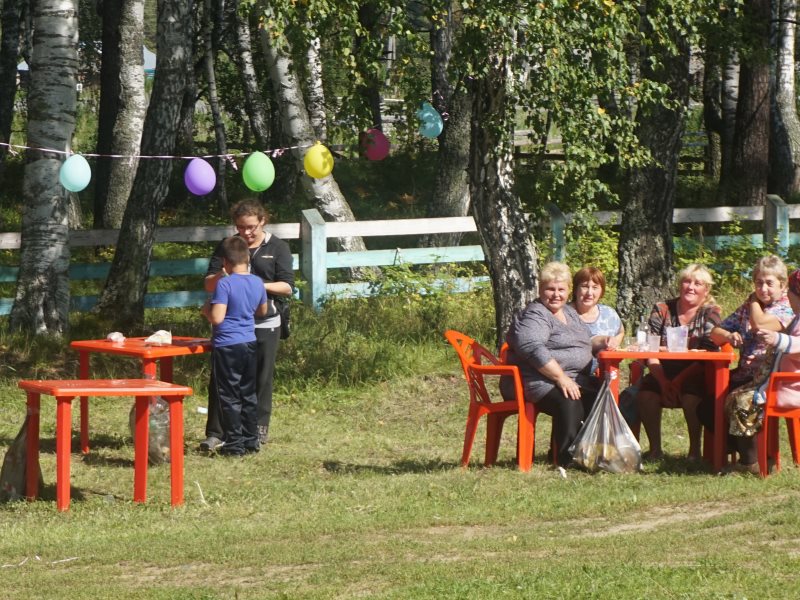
<box><xmin>199</xmin><ymin>436</ymin><xmax>224</xmax><ymax>452</ymax></box>
<box><xmin>257</xmin><ymin>425</ymin><xmax>268</xmax><ymax>445</ymax></box>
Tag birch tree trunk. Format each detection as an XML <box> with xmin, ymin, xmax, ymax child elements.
<box><xmin>203</xmin><ymin>0</ymin><xmax>228</xmax><ymax>210</ymax></box>
<box><xmin>617</xmin><ymin>22</ymin><xmax>690</xmax><ymax>323</ymax></box>
<box><xmin>769</xmin><ymin>0</ymin><xmax>800</xmax><ymax>199</ymax></box>
<box><xmin>726</xmin><ymin>0</ymin><xmax>770</xmax><ymax>206</ymax></box>
<box><xmin>719</xmin><ymin>52</ymin><xmax>739</xmax><ymax>185</ymax></box>
<box><xmin>423</xmin><ymin>1</ymin><xmax>472</xmax><ymax>248</ymax></box>
<box><xmin>223</xmin><ymin>1</ymin><xmax>270</xmax><ymax>148</ymax></box>
<box><xmin>258</xmin><ymin>10</ymin><xmax>369</xmax><ymax>255</ymax></box>
<box><xmin>94</xmin><ymin>0</ymin><xmax>146</xmax><ymax>229</ymax></box>
<box><xmin>305</xmin><ymin>35</ymin><xmax>327</xmax><ymax>140</ymax></box>
<box><xmin>9</xmin><ymin>0</ymin><xmax>78</xmax><ymax>334</ymax></box>
<box><xmin>0</xmin><ymin>0</ymin><xmax>26</xmax><ymax>172</ymax></box>
<box><xmin>94</xmin><ymin>0</ymin><xmax>191</xmax><ymax>328</ymax></box>
<box><xmin>468</xmin><ymin>50</ymin><xmax>538</xmax><ymax>347</ymax></box>
<box><xmin>702</xmin><ymin>50</ymin><xmax>723</xmax><ymax>180</ymax></box>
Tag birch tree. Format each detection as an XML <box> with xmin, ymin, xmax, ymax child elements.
<box><xmin>725</xmin><ymin>0</ymin><xmax>770</xmax><ymax>206</ymax></box>
<box><xmin>259</xmin><ymin>4</ymin><xmax>369</xmax><ymax>255</ymax></box>
<box><xmin>769</xmin><ymin>0</ymin><xmax>800</xmax><ymax>199</ymax></box>
<box><xmin>93</xmin><ymin>0</ymin><xmax>146</xmax><ymax>229</ymax></box>
<box><xmin>202</xmin><ymin>0</ymin><xmax>229</xmax><ymax>209</ymax></box>
<box><xmin>617</xmin><ymin>4</ymin><xmax>692</xmax><ymax>322</ymax></box>
<box><xmin>94</xmin><ymin>0</ymin><xmax>191</xmax><ymax>328</ymax></box>
<box><xmin>0</xmin><ymin>0</ymin><xmax>27</xmax><ymax>173</ymax></box>
<box><xmin>9</xmin><ymin>0</ymin><xmax>78</xmax><ymax>334</ymax></box>
<box><xmin>222</xmin><ymin>0</ymin><xmax>270</xmax><ymax>148</ymax></box>
<box><xmin>423</xmin><ymin>1</ymin><xmax>472</xmax><ymax>248</ymax></box>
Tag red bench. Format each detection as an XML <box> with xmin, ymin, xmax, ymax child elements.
<box><xmin>19</xmin><ymin>379</ymin><xmax>193</xmax><ymax>511</ymax></box>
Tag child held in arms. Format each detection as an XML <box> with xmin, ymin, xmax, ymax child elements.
<box><xmin>202</xmin><ymin>236</ymin><xmax>271</xmax><ymax>455</ymax></box>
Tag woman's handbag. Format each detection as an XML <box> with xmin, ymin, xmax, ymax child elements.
<box><xmin>569</xmin><ymin>377</ymin><xmax>642</xmax><ymax>473</ymax></box>
<box><xmin>277</xmin><ymin>299</ymin><xmax>290</xmax><ymax>339</ymax></box>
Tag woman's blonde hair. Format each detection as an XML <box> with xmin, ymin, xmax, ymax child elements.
<box><xmin>677</xmin><ymin>263</ymin><xmax>716</xmax><ymax>306</ymax></box>
<box><xmin>753</xmin><ymin>255</ymin><xmax>788</xmax><ymax>284</ymax></box>
<box><xmin>539</xmin><ymin>261</ymin><xmax>572</xmax><ymax>289</ymax></box>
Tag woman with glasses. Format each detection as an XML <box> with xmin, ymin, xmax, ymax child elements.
<box><xmin>200</xmin><ymin>199</ymin><xmax>295</xmax><ymax>452</ymax></box>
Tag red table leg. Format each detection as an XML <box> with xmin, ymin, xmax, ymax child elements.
<box><xmin>712</xmin><ymin>360</ymin><xmax>730</xmax><ymax>472</ymax></box>
<box><xmin>133</xmin><ymin>395</ymin><xmax>150</xmax><ymax>503</ymax></box>
<box><xmin>142</xmin><ymin>358</ymin><xmax>157</xmax><ymax>380</ymax></box>
<box><xmin>55</xmin><ymin>396</ymin><xmax>73</xmax><ymax>511</ymax></box>
<box><xmin>78</xmin><ymin>351</ymin><xmax>90</xmax><ymax>454</ymax></box>
<box><xmin>160</xmin><ymin>357</ymin><xmax>174</xmax><ymax>383</ymax></box>
<box><xmin>599</xmin><ymin>358</ymin><xmax>622</xmax><ymax>400</ymax></box>
<box><xmin>167</xmin><ymin>396</ymin><xmax>184</xmax><ymax>506</ymax></box>
<box><xmin>25</xmin><ymin>392</ymin><xmax>40</xmax><ymax>502</ymax></box>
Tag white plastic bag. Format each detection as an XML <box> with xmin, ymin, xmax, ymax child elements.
<box><xmin>128</xmin><ymin>398</ymin><xmax>171</xmax><ymax>465</ymax></box>
<box><xmin>569</xmin><ymin>378</ymin><xmax>642</xmax><ymax>474</ymax></box>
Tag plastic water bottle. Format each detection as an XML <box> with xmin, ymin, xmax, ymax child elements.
<box><xmin>636</xmin><ymin>317</ymin><xmax>648</xmax><ymax>350</ymax></box>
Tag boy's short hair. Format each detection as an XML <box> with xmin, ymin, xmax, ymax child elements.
<box><xmin>222</xmin><ymin>236</ymin><xmax>250</xmax><ymax>267</ymax></box>
<box><xmin>753</xmin><ymin>255</ymin><xmax>788</xmax><ymax>284</ymax></box>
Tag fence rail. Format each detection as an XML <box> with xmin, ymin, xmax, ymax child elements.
<box><xmin>0</xmin><ymin>195</ymin><xmax>794</xmax><ymax>314</ymax></box>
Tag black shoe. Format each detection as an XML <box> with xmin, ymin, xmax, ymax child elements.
<box><xmin>199</xmin><ymin>436</ymin><xmax>224</xmax><ymax>452</ymax></box>
<box><xmin>218</xmin><ymin>446</ymin><xmax>245</xmax><ymax>456</ymax></box>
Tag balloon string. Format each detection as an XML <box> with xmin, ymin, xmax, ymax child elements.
<box><xmin>0</xmin><ymin>141</ymin><xmax>314</xmax><ymax>161</ymax></box>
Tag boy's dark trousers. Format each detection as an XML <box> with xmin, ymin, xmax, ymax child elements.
<box><xmin>211</xmin><ymin>341</ymin><xmax>259</xmax><ymax>454</ymax></box>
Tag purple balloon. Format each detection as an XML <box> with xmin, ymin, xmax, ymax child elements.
<box><xmin>184</xmin><ymin>158</ymin><xmax>216</xmax><ymax>196</ymax></box>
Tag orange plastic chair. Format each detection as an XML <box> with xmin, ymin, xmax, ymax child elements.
<box><xmin>756</xmin><ymin>372</ymin><xmax>800</xmax><ymax>477</ymax></box>
<box><xmin>445</xmin><ymin>330</ymin><xmax>538</xmax><ymax>471</ymax></box>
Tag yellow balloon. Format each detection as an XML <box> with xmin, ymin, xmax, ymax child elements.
<box><xmin>303</xmin><ymin>143</ymin><xmax>334</xmax><ymax>179</ymax></box>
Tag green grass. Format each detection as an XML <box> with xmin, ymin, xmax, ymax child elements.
<box><xmin>1</xmin><ymin>301</ymin><xmax>800</xmax><ymax>598</ymax></box>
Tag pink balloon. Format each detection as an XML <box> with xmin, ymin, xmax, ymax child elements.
<box><xmin>184</xmin><ymin>158</ymin><xmax>216</xmax><ymax>196</ymax></box>
<box><xmin>361</xmin><ymin>129</ymin><xmax>390</xmax><ymax>161</ymax></box>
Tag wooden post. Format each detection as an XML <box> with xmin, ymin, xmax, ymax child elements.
<box><xmin>765</xmin><ymin>195</ymin><xmax>789</xmax><ymax>255</ymax></box>
<box><xmin>301</xmin><ymin>209</ymin><xmax>327</xmax><ymax>310</ymax></box>
<box><xmin>546</xmin><ymin>202</ymin><xmax>566</xmax><ymax>261</ymax></box>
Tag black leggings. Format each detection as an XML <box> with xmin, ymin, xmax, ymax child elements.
<box><xmin>535</xmin><ymin>386</ymin><xmax>597</xmax><ymax>465</ymax></box>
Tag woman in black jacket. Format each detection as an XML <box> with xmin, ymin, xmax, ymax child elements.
<box><xmin>200</xmin><ymin>199</ymin><xmax>295</xmax><ymax>451</ymax></box>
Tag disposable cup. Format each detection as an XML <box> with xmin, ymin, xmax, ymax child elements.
<box><xmin>647</xmin><ymin>334</ymin><xmax>661</xmax><ymax>352</ymax></box>
<box><xmin>666</xmin><ymin>325</ymin><xmax>689</xmax><ymax>352</ymax></box>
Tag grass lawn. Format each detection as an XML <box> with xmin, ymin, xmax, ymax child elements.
<box><xmin>1</xmin><ymin>341</ymin><xmax>800</xmax><ymax>599</ymax></box>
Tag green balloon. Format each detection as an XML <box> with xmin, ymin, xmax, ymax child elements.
<box><xmin>242</xmin><ymin>151</ymin><xmax>275</xmax><ymax>192</ymax></box>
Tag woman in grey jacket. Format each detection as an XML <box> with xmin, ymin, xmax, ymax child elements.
<box><xmin>501</xmin><ymin>262</ymin><xmax>607</xmax><ymax>466</ymax></box>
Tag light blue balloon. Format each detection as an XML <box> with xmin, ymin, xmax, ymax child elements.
<box><xmin>417</xmin><ymin>101</ymin><xmax>444</xmax><ymax>138</ymax></box>
<box><xmin>59</xmin><ymin>154</ymin><xmax>91</xmax><ymax>192</ymax></box>
<box><xmin>419</xmin><ymin>112</ymin><xmax>444</xmax><ymax>138</ymax></box>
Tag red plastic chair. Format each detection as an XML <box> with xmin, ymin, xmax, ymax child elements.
<box><xmin>756</xmin><ymin>372</ymin><xmax>800</xmax><ymax>477</ymax></box>
<box><xmin>445</xmin><ymin>330</ymin><xmax>538</xmax><ymax>471</ymax></box>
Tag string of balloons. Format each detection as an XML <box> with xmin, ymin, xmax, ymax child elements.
<box><xmin>1</xmin><ymin>101</ymin><xmax>446</xmax><ymax>195</ymax></box>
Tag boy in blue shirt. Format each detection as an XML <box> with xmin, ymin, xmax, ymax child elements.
<box><xmin>202</xmin><ymin>236</ymin><xmax>270</xmax><ymax>455</ymax></box>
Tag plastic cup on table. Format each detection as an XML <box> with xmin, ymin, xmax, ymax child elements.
<box><xmin>647</xmin><ymin>334</ymin><xmax>661</xmax><ymax>352</ymax></box>
<box><xmin>665</xmin><ymin>326</ymin><xmax>689</xmax><ymax>352</ymax></box>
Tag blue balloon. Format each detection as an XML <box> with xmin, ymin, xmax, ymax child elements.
<box><xmin>59</xmin><ymin>154</ymin><xmax>91</xmax><ymax>192</ymax></box>
<box><xmin>417</xmin><ymin>102</ymin><xmax>444</xmax><ymax>138</ymax></box>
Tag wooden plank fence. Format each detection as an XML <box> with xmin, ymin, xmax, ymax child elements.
<box><xmin>0</xmin><ymin>195</ymin><xmax>795</xmax><ymax>314</ymax></box>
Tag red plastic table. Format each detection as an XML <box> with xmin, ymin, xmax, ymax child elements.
<box><xmin>69</xmin><ymin>337</ymin><xmax>210</xmax><ymax>453</ymax></box>
<box><xmin>597</xmin><ymin>347</ymin><xmax>735</xmax><ymax>472</ymax></box>
<box><xmin>20</xmin><ymin>379</ymin><xmax>193</xmax><ymax>511</ymax></box>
